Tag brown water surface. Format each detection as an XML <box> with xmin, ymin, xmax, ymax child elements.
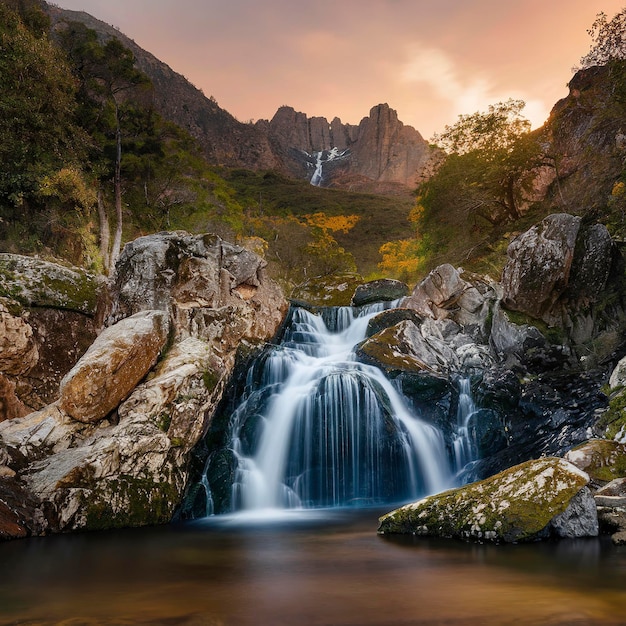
<box><xmin>1</xmin><ymin>508</ymin><xmax>625</xmax><ymax>625</ymax></box>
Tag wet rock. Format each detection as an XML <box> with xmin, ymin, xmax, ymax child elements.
<box><xmin>467</xmin><ymin>409</ymin><xmax>508</xmax><ymax>457</ymax></box>
<box><xmin>356</xmin><ymin>320</ymin><xmax>457</xmax><ymax>375</ymax></box>
<box><xmin>378</xmin><ymin>457</ymin><xmax>597</xmax><ymax>542</ymax></box>
<box><xmin>58</xmin><ymin>310</ymin><xmax>169</xmax><ymax>423</ymax></box>
<box><xmin>351</xmin><ymin>279</ymin><xmax>409</xmax><ymax>307</ymax></box>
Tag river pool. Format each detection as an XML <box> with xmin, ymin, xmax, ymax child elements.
<box><xmin>1</xmin><ymin>508</ymin><xmax>625</xmax><ymax>625</ymax></box>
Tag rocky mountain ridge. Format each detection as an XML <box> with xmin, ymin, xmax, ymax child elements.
<box><xmin>45</xmin><ymin>4</ymin><xmax>436</xmax><ymax>194</ymax></box>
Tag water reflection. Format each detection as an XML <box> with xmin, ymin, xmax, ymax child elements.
<box><xmin>1</xmin><ymin>509</ymin><xmax>626</xmax><ymax>625</ymax></box>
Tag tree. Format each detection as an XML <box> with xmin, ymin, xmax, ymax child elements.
<box><xmin>426</xmin><ymin>99</ymin><xmax>539</xmax><ymax>224</ymax></box>
<box><xmin>0</xmin><ymin>4</ymin><xmax>84</xmax><ymax>207</ymax></box>
<box><xmin>57</xmin><ymin>22</ymin><xmax>151</xmax><ymax>271</ymax></box>
<box><xmin>580</xmin><ymin>9</ymin><xmax>626</xmax><ymax>69</ymax></box>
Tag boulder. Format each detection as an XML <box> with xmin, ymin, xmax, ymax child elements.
<box><xmin>58</xmin><ymin>310</ymin><xmax>169</xmax><ymax>423</ymax></box>
<box><xmin>351</xmin><ymin>279</ymin><xmax>409</xmax><ymax>307</ymax></box>
<box><xmin>501</xmin><ymin>214</ymin><xmax>615</xmax><ymax>327</ymax></box>
<box><xmin>0</xmin><ymin>254</ymin><xmax>101</xmax><ymax>315</ymax></box>
<box><xmin>365</xmin><ymin>308</ymin><xmax>424</xmax><ymax>338</ymax></box>
<box><xmin>402</xmin><ymin>265</ymin><xmax>497</xmax><ymax>341</ymax></box>
<box><xmin>356</xmin><ymin>320</ymin><xmax>457</xmax><ymax>376</ymax></box>
<box><xmin>565</xmin><ymin>439</ymin><xmax>626</xmax><ymax>484</ymax></box>
<box><xmin>501</xmin><ymin>213</ymin><xmax>580</xmax><ymax>321</ymax></box>
<box><xmin>378</xmin><ymin>457</ymin><xmax>597</xmax><ymax>542</ymax></box>
<box><xmin>0</xmin><ymin>300</ymin><xmax>38</xmax><ymax>376</ymax></box>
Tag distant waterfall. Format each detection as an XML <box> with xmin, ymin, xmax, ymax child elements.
<box><xmin>204</xmin><ymin>304</ymin><xmax>453</xmax><ymax>513</ymax></box>
<box><xmin>308</xmin><ymin>147</ymin><xmax>349</xmax><ymax>186</ymax></box>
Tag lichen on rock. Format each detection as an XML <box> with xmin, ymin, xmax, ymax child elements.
<box><xmin>378</xmin><ymin>457</ymin><xmax>597</xmax><ymax>543</ymax></box>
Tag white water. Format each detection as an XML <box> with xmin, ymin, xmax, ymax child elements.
<box><xmin>452</xmin><ymin>377</ymin><xmax>477</xmax><ymax>473</ymax></box>
<box><xmin>223</xmin><ymin>304</ymin><xmax>452</xmax><ymax>513</ymax></box>
<box><xmin>309</xmin><ymin>147</ymin><xmax>349</xmax><ymax>186</ymax></box>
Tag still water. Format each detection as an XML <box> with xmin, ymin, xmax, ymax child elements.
<box><xmin>1</xmin><ymin>508</ymin><xmax>626</xmax><ymax>625</ymax></box>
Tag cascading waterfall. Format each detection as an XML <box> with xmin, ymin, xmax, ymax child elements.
<box><xmin>204</xmin><ymin>303</ymin><xmax>455</xmax><ymax>514</ymax></box>
<box><xmin>452</xmin><ymin>378</ymin><xmax>477</xmax><ymax>473</ymax></box>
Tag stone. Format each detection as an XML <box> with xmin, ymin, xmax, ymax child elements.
<box><xmin>502</xmin><ymin>213</ymin><xmax>580</xmax><ymax>321</ymax></box>
<box><xmin>356</xmin><ymin>320</ymin><xmax>457</xmax><ymax>376</ymax></box>
<box><xmin>58</xmin><ymin>310</ymin><xmax>169</xmax><ymax>423</ymax></box>
<box><xmin>0</xmin><ymin>300</ymin><xmax>38</xmax><ymax>376</ymax></box>
<box><xmin>351</xmin><ymin>279</ymin><xmax>409</xmax><ymax>307</ymax></box>
<box><xmin>0</xmin><ymin>374</ymin><xmax>28</xmax><ymax>422</ymax></box>
<box><xmin>565</xmin><ymin>439</ymin><xmax>626</xmax><ymax>484</ymax></box>
<box><xmin>378</xmin><ymin>457</ymin><xmax>596</xmax><ymax>543</ymax></box>
<box><xmin>365</xmin><ymin>308</ymin><xmax>424</xmax><ymax>337</ymax></box>
<box><xmin>609</xmin><ymin>355</ymin><xmax>626</xmax><ymax>389</ymax></box>
<box><xmin>0</xmin><ymin>254</ymin><xmax>101</xmax><ymax>315</ymax></box>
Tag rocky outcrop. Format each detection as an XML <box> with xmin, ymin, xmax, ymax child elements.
<box><xmin>378</xmin><ymin>457</ymin><xmax>598</xmax><ymax>543</ymax></box>
<box><xmin>501</xmin><ymin>214</ymin><xmax>616</xmax><ymax>332</ymax></box>
<box><xmin>265</xmin><ymin>103</ymin><xmax>438</xmax><ymax>191</ymax></box>
<box><xmin>0</xmin><ymin>232</ymin><xmax>288</xmax><ymax>538</ymax></box>
<box><xmin>0</xmin><ymin>258</ymin><xmax>101</xmax><ymax>417</ymax></box>
<box><xmin>58</xmin><ymin>310</ymin><xmax>169</xmax><ymax>423</ymax></box>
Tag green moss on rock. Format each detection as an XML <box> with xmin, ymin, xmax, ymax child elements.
<box><xmin>378</xmin><ymin>457</ymin><xmax>590</xmax><ymax>543</ymax></box>
<box><xmin>0</xmin><ymin>254</ymin><xmax>101</xmax><ymax>315</ymax></box>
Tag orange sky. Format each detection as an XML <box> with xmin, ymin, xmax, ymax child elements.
<box><xmin>54</xmin><ymin>1</ymin><xmax>626</xmax><ymax>138</ymax></box>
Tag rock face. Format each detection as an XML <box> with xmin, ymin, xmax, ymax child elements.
<box><xmin>266</xmin><ymin>104</ymin><xmax>438</xmax><ymax>191</ymax></box>
<box><xmin>378</xmin><ymin>457</ymin><xmax>598</xmax><ymax>543</ymax></box>
<box><xmin>0</xmin><ymin>232</ymin><xmax>287</xmax><ymax>537</ymax></box>
<box><xmin>49</xmin><ymin>8</ymin><xmax>437</xmax><ymax>194</ymax></box>
<box><xmin>351</xmin><ymin>279</ymin><xmax>409</xmax><ymax>307</ymax></box>
<box><xmin>0</xmin><ymin>257</ymin><xmax>101</xmax><ymax>416</ymax></box>
<box><xmin>501</xmin><ymin>214</ymin><xmax>615</xmax><ymax>330</ymax></box>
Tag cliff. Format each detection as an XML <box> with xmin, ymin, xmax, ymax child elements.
<box><xmin>46</xmin><ymin>5</ymin><xmax>436</xmax><ymax>194</ymax></box>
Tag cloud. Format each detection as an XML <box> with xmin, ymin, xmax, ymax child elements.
<box><xmin>400</xmin><ymin>46</ymin><xmax>549</xmax><ymax>130</ymax></box>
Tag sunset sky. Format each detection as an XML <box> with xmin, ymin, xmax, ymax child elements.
<box><xmin>53</xmin><ymin>1</ymin><xmax>625</xmax><ymax>138</ymax></box>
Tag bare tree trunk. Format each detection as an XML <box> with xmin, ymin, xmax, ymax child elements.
<box><xmin>97</xmin><ymin>188</ymin><xmax>111</xmax><ymax>273</ymax></box>
<box><xmin>109</xmin><ymin>101</ymin><xmax>123</xmax><ymax>270</ymax></box>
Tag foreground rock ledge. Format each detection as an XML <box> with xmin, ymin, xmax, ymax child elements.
<box><xmin>378</xmin><ymin>457</ymin><xmax>598</xmax><ymax>543</ymax></box>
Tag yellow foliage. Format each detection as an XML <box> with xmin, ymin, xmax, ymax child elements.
<box><xmin>378</xmin><ymin>239</ymin><xmax>423</xmax><ymax>280</ymax></box>
<box><xmin>612</xmin><ymin>181</ymin><xmax>626</xmax><ymax>197</ymax></box>
<box><xmin>303</xmin><ymin>212</ymin><xmax>360</xmax><ymax>233</ymax></box>
<box><xmin>38</xmin><ymin>167</ymin><xmax>97</xmax><ymax>216</ymax></box>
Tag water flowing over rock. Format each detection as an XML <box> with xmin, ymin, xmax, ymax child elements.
<box><xmin>0</xmin><ymin>232</ymin><xmax>287</xmax><ymax>537</ymax></box>
<box><xmin>378</xmin><ymin>457</ymin><xmax>597</xmax><ymax>542</ymax></box>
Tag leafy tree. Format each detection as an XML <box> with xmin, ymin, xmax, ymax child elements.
<box><xmin>425</xmin><ymin>99</ymin><xmax>540</xmax><ymax>225</ymax></box>
<box><xmin>580</xmin><ymin>9</ymin><xmax>626</xmax><ymax>69</ymax></box>
<box><xmin>57</xmin><ymin>22</ymin><xmax>151</xmax><ymax>271</ymax></box>
<box><xmin>0</xmin><ymin>4</ymin><xmax>84</xmax><ymax>208</ymax></box>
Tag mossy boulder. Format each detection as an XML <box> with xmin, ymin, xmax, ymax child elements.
<box><xmin>378</xmin><ymin>457</ymin><xmax>597</xmax><ymax>543</ymax></box>
<box><xmin>565</xmin><ymin>439</ymin><xmax>626</xmax><ymax>483</ymax></box>
<box><xmin>365</xmin><ymin>308</ymin><xmax>423</xmax><ymax>338</ymax></box>
<box><xmin>0</xmin><ymin>254</ymin><xmax>101</xmax><ymax>315</ymax></box>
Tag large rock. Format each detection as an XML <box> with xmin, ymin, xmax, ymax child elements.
<box><xmin>402</xmin><ymin>265</ymin><xmax>497</xmax><ymax>341</ymax></box>
<box><xmin>565</xmin><ymin>439</ymin><xmax>626</xmax><ymax>484</ymax></box>
<box><xmin>378</xmin><ymin>457</ymin><xmax>597</xmax><ymax>542</ymax></box>
<box><xmin>351</xmin><ymin>279</ymin><xmax>409</xmax><ymax>307</ymax></box>
<box><xmin>58</xmin><ymin>310</ymin><xmax>168</xmax><ymax>423</ymax></box>
<box><xmin>0</xmin><ymin>254</ymin><xmax>101</xmax><ymax>315</ymax></box>
<box><xmin>356</xmin><ymin>320</ymin><xmax>458</xmax><ymax>376</ymax></box>
<box><xmin>0</xmin><ymin>231</ymin><xmax>288</xmax><ymax>536</ymax></box>
<box><xmin>501</xmin><ymin>214</ymin><xmax>615</xmax><ymax>327</ymax></box>
<box><xmin>108</xmin><ymin>232</ymin><xmax>286</xmax><ymax>352</ymax></box>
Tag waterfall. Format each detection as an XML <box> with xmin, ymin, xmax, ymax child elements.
<box><xmin>452</xmin><ymin>377</ymin><xmax>477</xmax><ymax>473</ymax></box>
<box><xmin>204</xmin><ymin>304</ymin><xmax>454</xmax><ymax>514</ymax></box>
<box><xmin>308</xmin><ymin>147</ymin><xmax>350</xmax><ymax>186</ymax></box>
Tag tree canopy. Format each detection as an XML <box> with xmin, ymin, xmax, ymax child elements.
<box><xmin>580</xmin><ymin>9</ymin><xmax>626</xmax><ymax>69</ymax></box>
